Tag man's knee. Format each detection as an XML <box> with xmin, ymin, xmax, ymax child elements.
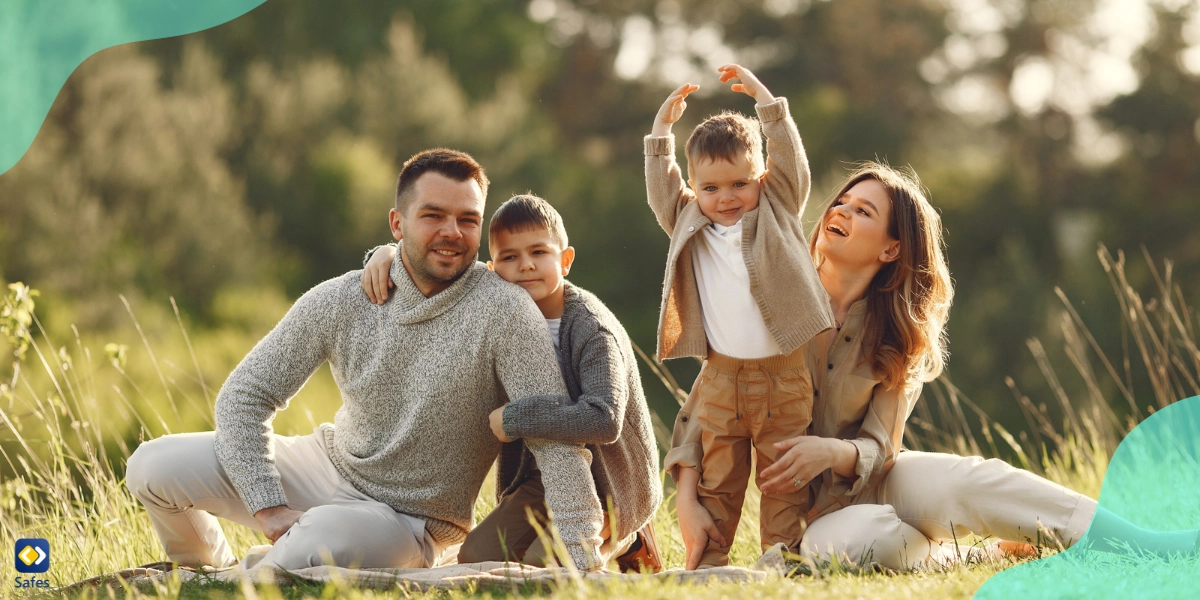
<box><xmin>267</xmin><ymin>505</ymin><xmax>429</xmax><ymax>570</ymax></box>
<box><xmin>125</xmin><ymin>436</ymin><xmax>173</xmax><ymax>500</ymax></box>
<box><xmin>271</xmin><ymin>506</ymin><xmax>355</xmax><ymax>568</ymax></box>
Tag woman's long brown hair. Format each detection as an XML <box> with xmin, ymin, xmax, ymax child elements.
<box><xmin>809</xmin><ymin>163</ymin><xmax>954</xmax><ymax>390</ymax></box>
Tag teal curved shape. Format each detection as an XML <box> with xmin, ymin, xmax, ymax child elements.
<box><xmin>976</xmin><ymin>396</ymin><xmax>1200</xmax><ymax>599</ymax></box>
<box><xmin>0</xmin><ymin>0</ymin><xmax>266</xmax><ymax>176</ymax></box>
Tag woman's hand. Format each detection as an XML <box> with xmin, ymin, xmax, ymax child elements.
<box><xmin>361</xmin><ymin>245</ymin><xmax>398</xmax><ymax>304</ymax></box>
<box><xmin>758</xmin><ymin>436</ymin><xmax>859</xmax><ymax>495</ymax></box>
<box><xmin>676</xmin><ymin>467</ymin><xmax>727</xmax><ymax>569</ymax></box>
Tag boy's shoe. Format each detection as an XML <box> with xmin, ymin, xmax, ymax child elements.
<box><xmin>616</xmin><ymin>523</ymin><xmax>664</xmax><ymax>573</ymax></box>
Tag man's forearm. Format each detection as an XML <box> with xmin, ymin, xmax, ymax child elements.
<box><xmin>212</xmin><ymin>278</ymin><xmax>339</xmax><ymax>514</ymax></box>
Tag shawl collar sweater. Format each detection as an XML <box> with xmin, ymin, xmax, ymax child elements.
<box><xmin>213</xmin><ymin>259</ymin><xmax>603</xmax><ymax>565</ymax></box>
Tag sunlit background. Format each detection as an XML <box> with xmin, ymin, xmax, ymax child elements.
<box><xmin>2</xmin><ymin>0</ymin><xmax>1199</xmax><ymax>463</ymax></box>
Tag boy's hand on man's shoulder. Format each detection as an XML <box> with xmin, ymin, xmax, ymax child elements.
<box><xmin>652</xmin><ymin>83</ymin><xmax>699</xmax><ymax>137</ymax></box>
<box><xmin>718</xmin><ymin>64</ymin><xmax>773</xmax><ymax>106</ymax></box>
<box><xmin>362</xmin><ymin>244</ymin><xmax>398</xmax><ymax>305</ymax></box>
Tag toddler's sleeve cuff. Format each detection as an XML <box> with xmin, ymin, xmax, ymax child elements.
<box><xmin>755</xmin><ymin>97</ymin><xmax>789</xmax><ymax>122</ymax></box>
<box><xmin>644</xmin><ymin>135</ymin><xmax>675</xmax><ymax>156</ymax></box>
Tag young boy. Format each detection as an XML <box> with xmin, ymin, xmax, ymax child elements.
<box><xmin>646</xmin><ymin>64</ymin><xmax>835</xmax><ymax>567</ymax></box>
<box><xmin>361</xmin><ymin>194</ymin><xmax>664</xmax><ymax>572</ymax></box>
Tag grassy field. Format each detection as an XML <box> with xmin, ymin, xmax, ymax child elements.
<box><xmin>2</xmin><ymin>247</ymin><xmax>1197</xmax><ymax>598</ymax></box>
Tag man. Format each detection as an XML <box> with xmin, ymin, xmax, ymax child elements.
<box><xmin>125</xmin><ymin>148</ymin><xmax>605</xmax><ymax>571</ymax></box>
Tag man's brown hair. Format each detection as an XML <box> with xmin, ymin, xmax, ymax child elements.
<box><xmin>488</xmin><ymin>194</ymin><xmax>569</xmax><ymax>257</ymax></box>
<box><xmin>395</xmin><ymin>148</ymin><xmax>490</xmax><ymax>212</ymax></box>
<box><xmin>684</xmin><ymin>111</ymin><xmax>764</xmax><ymax>180</ymax></box>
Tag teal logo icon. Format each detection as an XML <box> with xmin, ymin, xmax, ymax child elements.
<box><xmin>14</xmin><ymin>538</ymin><xmax>49</xmax><ymax>573</ymax></box>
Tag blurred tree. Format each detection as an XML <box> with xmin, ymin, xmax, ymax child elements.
<box><xmin>0</xmin><ymin>42</ymin><xmax>265</xmax><ymax>326</ymax></box>
<box><xmin>2</xmin><ymin>0</ymin><xmax>1198</xmax><ymax>447</ymax></box>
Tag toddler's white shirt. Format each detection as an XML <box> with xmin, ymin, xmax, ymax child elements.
<box><xmin>690</xmin><ymin>220</ymin><xmax>782</xmax><ymax>359</ymax></box>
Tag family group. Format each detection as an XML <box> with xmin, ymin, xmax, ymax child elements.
<box><xmin>123</xmin><ymin>65</ymin><xmax>1197</xmax><ymax>575</ymax></box>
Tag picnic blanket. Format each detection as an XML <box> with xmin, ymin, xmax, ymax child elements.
<box><xmin>59</xmin><ymin>561</ymin><xmax>770</xmax><ymax>594</ymax></box>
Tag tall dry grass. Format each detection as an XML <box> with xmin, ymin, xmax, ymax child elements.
<box><xmin>0</xmin><ymin>244</ymin><xmax>1196</xmax><ymax>596</ymax></box>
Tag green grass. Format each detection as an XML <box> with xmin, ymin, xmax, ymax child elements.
<box><xmin>3</xmin><ymin>246</ymin><xmax>1198</xmax><ymax>598</ymax></box>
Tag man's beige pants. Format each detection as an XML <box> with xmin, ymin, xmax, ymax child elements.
<box><xmin>125</xmin><ymin>429</ymin><xmax>439</xmax><ymax>570</ymax></box>
<box><xmin>800</xmin><ymin>451</ymin><xmax>1098</xmax><ymax>570</ymax></box>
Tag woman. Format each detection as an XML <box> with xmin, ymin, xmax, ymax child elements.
<box><xmin>670</xmin><ymin>163</ymin><xmax>1195</xmax><ymax>570</ymax></box>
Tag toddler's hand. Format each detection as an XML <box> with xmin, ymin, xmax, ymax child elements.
<box><xmin>718</xmin><ymin>64</ymin><xmax>773</xmax><ymax>105</ymax></box>
<box><xmin>652</xmin><ymin>83</ymin><xmax>700</xmax><ymax>136</ymax></box>
<box><xmin>362</xmin><ymin>245</ymin><xmax>398</xmax><ymax>304</ymax></box>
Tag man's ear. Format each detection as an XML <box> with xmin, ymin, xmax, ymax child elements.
<box><xmin>561</xmin><ymin>246</ymin><xmax>576</xmax><ymax>276</ymax></box>
<box><xmin>486</xmin><ymin>260</ymin><xmax>495</xmax><ymax>271</ymax></box>
<box><xmin>389</xmin><ymin>207</ymin><xmax>404</xmax><ymax>241</ymax></box>
<box><xmin>880</xmin><ymin>240</ymin><xmax>901</xmax><ymax>263</ymax></box>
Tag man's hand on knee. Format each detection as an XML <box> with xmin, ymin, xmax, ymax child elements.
<box><xmin>254</xmin><ymin>505</ymin><xmax>306</xmax><ymax>543</ymax></box>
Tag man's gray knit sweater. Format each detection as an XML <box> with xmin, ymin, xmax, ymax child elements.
<box><xmin>497</xmin><ymin>282</ymin><xmax>663</xmax><ymax>548</ymax></box>
<box><xmin>213</xmin><ymin>259</ymin><xmax>604</xmax><ymax>568</ymax></box>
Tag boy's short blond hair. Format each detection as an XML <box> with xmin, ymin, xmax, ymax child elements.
<box><xmin>685</xmin><ymin>111</ymin><xmax>765</xmax><ymax>179</ymax></box>
<box><xmin>488</xmin><ymin>194</ymin><xmax>569</xmax><ymax>257</ymax></box>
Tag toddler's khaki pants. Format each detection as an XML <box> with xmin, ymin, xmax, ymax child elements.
<box><xmin>125</xmin><ymin>429</ymin><xmax>439</xmax><ymax>570</ymax></box>
<box><xmin>692</xmin><ymin>348</ymin><xmax>814</xmax><ymax>567</ymax></box>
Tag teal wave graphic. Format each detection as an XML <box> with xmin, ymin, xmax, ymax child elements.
<box><xmin>976</xmin><ymin>395</ymin><xmax>1200</xmax><ymax>599</ymax></box>
<box><xmin>0</xmin><ymin>0</ymin><xmax>266</xmax><ymax>176</ymax></box>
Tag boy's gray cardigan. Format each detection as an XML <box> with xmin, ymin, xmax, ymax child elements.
<box><xmin>499</xmin><ymin>281</ymin><xmax>663</xmax><ymax>547</ymax></box>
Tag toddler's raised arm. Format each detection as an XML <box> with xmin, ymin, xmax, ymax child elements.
<box><xmin>644</xmin><ymin>83</ymin><xmax>699</xmax><ymax>235</ymax></box>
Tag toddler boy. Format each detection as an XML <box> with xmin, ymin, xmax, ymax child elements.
<box><xmin>363</xmin><ymin>194</ymin><xmax>663</xmax><ymax>572</ymax></box>
<box><xmin>645</xmin><ymin>64</ymin><xmax>834</xmax><ymax>567</ymax></box>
